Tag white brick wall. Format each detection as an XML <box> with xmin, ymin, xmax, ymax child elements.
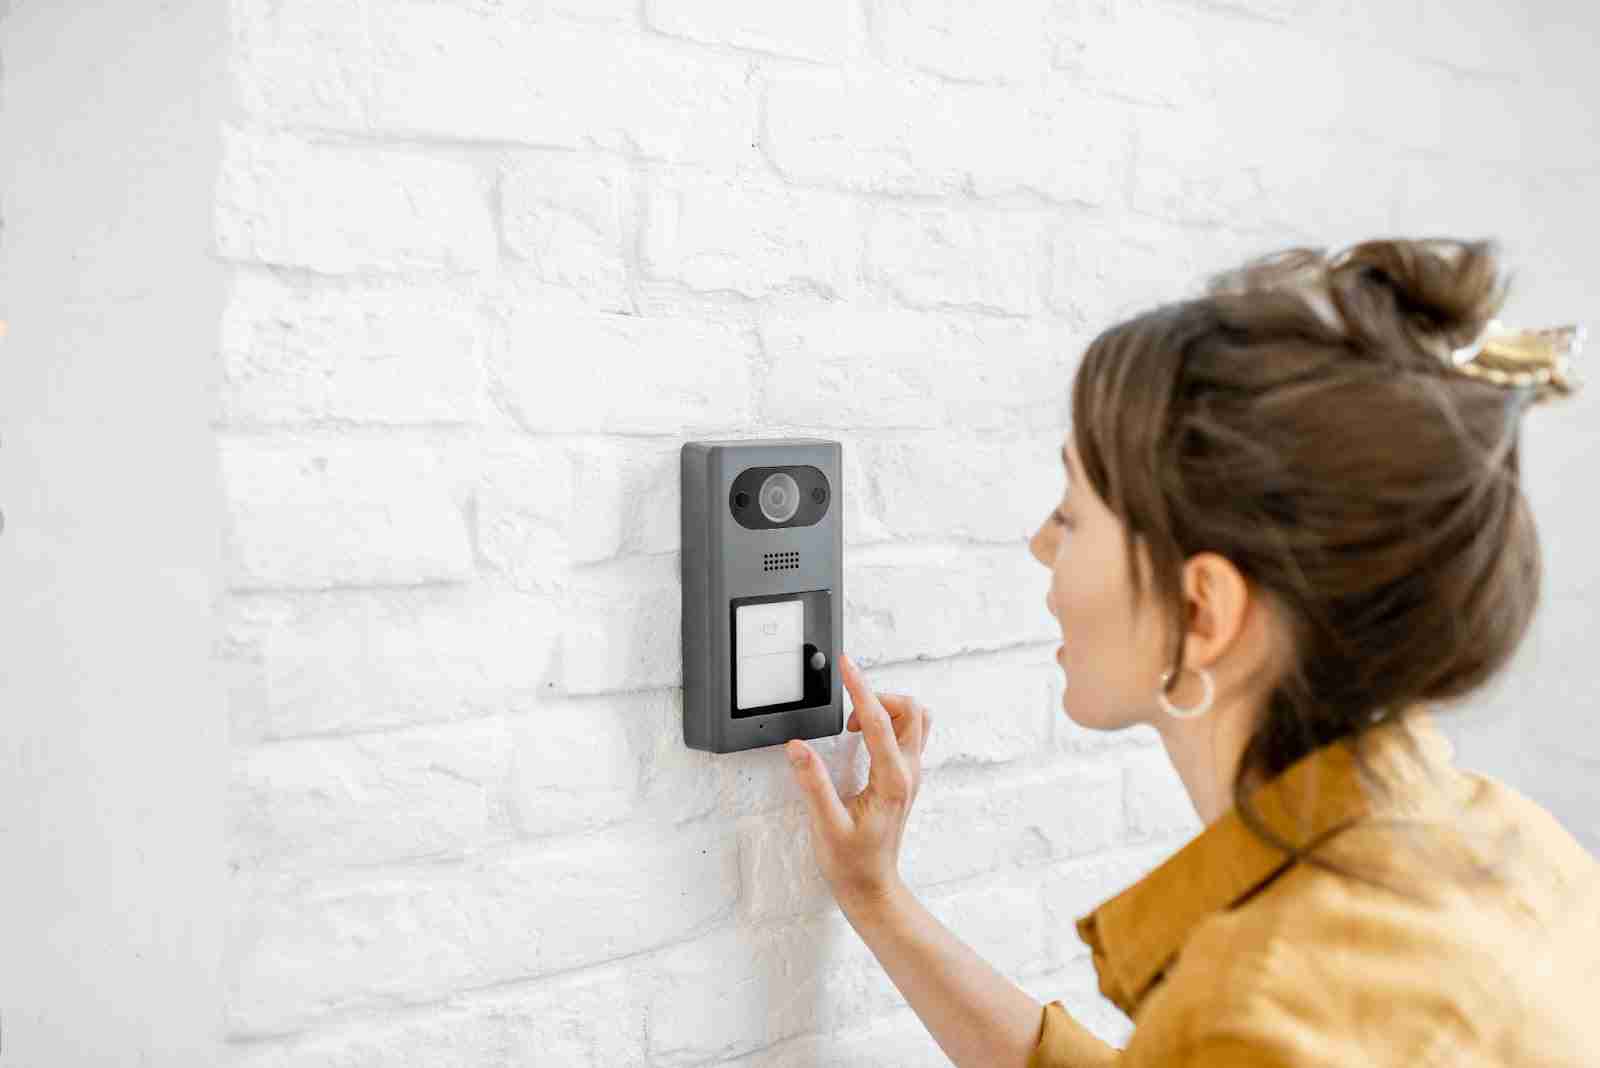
<box><xmin>5</xmin><ymin>0</ymin><xmax>1595</xmax><ymax>1063</ymax></box>
<box><xmin>215</xmin><ymin>0</ymin><xmax>1600</xmax><ymax>1062</ymax></box>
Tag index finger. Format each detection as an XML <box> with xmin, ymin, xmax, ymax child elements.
<box><xmin>840</xmin><ymin>653</ymin><xmax>911</xmax><ymax>796</ymax></box>
<box><xmin>848</xmin><ymin>692</ymin><xmax>916</xmax><ymax>739</ymax></box>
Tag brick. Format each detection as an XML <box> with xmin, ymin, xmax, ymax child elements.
<box><xmin>633</xmin><ymin>688</ymin><xmax>722</xmax><ymax>825</ymax></box>
<box><xmin>1050</xmin><ymin>3</ymin><xmax>1217</xmax><ymax>108</ymax></box>
<box><xmin>506</xmin><ymin>694</ymin><xmax>639</xmax><ymax>837</ymax></box>
<box><xmin>1408</xmin><ymin>2</ymin><xmax>1538</xmax><ymax>78</ymax></box>
<box><xmin>219</xmin><ymin>271</ymin><xmax>488</xmax><ymax>425</ymax></box>
<box><xmin>221</xmin><ymin>587</ymin><xmax>558</xmax><ymax>742</ymax></box>
<box><xmin>1389</xmin><ymin>154</ymin><xmax>1540</xmax><ymax>248</ymax></box>
<box><xmin>1292</xmin><ymin>0</ymin><xmax>1472</xmax><ymax>60</ymax></box>
<box><xmin>229</xmin><ymin>717</ymin><xmax>514</xmax><ymax>871</ymax></box>
<box><xmin>228</xmin><ymin>962</ymin><xmax>641</xmax><ymax>1068</ymax></box>
<box><xmin>645</xmin><ymin>925</ymin><xmax>790</xmax><ymax>1060</ymax></box>
<box><xmin>1127</xmin><ymin>106</ymin><xmax>1406</xmax><ymax>236</ymax></box>
<box><xmin>491</xmin><ymin>298</ymin><xmax>755</xmax><ymax>433</ymax></box>
<box><xmin>646</xmin><ymin>0</ymin><xmax>856</xmax><ymax>63</ymax></box>
<box><xmin>1172</xmin><ymin>0</ymin><xmax>1305</xmax><ymax>22</ymax></box>
<box><xmin>215</xmin><ymin>127</ymin><xmax>495</xmax><ymax>275</ymax></box>
<box><xmin>567</xmin><ymin>437</ymin><xmax>686</xmax><ymax>561</ymax></box>
<box><xmin>368</xmin><ymin>6</ymin><xmax>760</xmax><ymax>170</ymax></box>
<box><xmin>764</xmin><ymin>69</ymin><xmax>964</xmax><ymax>195</ymax></box>
<box><xmin>876</xmin><ymin>0</ymin><xmax>1062</xmax><ymax>84</ymax></box>
<box><xmin>547</xmin><ymin>0</ymin><xmax>640</xmax><ymax>23</ymax></box>
<box><xmin>499</xmin><ymin>153</ymin><xmax>631</xmax><ymax>312</ymax></box>
<box><xmin>1436</xmin><ymin>78</ymin><xmax>1595</xmax><ymax>169</ymax></box>
<box><xmin>642</xmin><ymin>172</ymin><xmax>863</xmax><ymax>299</ymax></box>
<box><xmin>226</xmin><ymin>822</ymin><xmax>738</xmax><ymax>1035</ymax></box>
<box><xmin>737</xmin><ymin>802</ymin><xmax>834</xmax><ymax>922</ymax></box>
<box><xmin>925</xmin><ymin>875</ymin><xmax>1053</xmax><ymax>978</ymax></box>
<box><xmin>738</xmin><ymin>756</ymin><xmax>1124</xmax><ymax>923</ymax></box>
<box><xmin>440</xmin><ymin>434</ymin><xmax>576</xmax><ymax>593</ymax></box>
<box><xmin>968</xmin><ymin>88</ymin><xmax>1126</xmax><ymax>203</ymax></box>
<box><xmin>455</xmin><ymin>433</ymin><xmax>684</xmax><ymax>586</ymax></box>
<box><xmin>439</xmin><ymin>0</ymin><xmax>638</xmax><ymax>22</ymax></box>
<box><xmin>220</xmin><ymin>436</ymin><xmax>473</xmax><ymax>592</ymax></box>
<box><xmin>729</xmin><ymin>1010</ymin><xmax>954</xmax><ymax>1067</ymax></box>
<box><xmin>660</xmin><ymin>885</ymin><xmax>1047</xmax><ymax>1060</ymax></box>
<box><xmin>712</xmin><ymin>708</ymin><xmax>861</xmax><ymax>820</ymax></box>
<box><xmin>560</xmin><ymin>553</ymin><xmax>682</xmax><ymax>694</ymax></box>
<box><xmin>859</xmin><ymin>429</ymin><xmax>1065</xmax><ymax>544</ymax></box>
<box><xmin>1165</xmin><ymin>15</ymin><xmax>1538</xmax><ymax>164</ymax></box>
<box><xmin>1046</xmin><ymin>211</ymin><xmax>1266</xmax><ymax>330</ymax></box>
<box><xmin>230</xmin><ymin>0</ymin><xmax>370</xmax><ymax>129</ymax></box>
<box><xmin>867</xmin><ymin>203</ymin><xmax>1052</xmax><ymax>315</ymax></box>
<box><xmin>759</xmin><ymin>302</ymin><xmax>1076</xmax><ymax>432</ymax></box>
<box><xmin>844</xmin><ymin>544</ymin><xmax>1060</xmax><ymax>664</ymax></box>
<box><xmin>843</xmin><ymin>648</ymin><xmax>1057</xmax><ymax>773</ymax></box>
<box><xmin>899</xmin><ymin>764</ymin><xmax>1124</xmax><ymax>889</ymax></box>
<box><xmin>765</xmin><ymin>69</ymin><xmax>1123</xmax><ymax>203</ymax></box>
<box><xmin>1125</xmin><ymin>107</ymin><xmax>1263</xmax><ymax>229</ymax></box>
<box><xmin>643</xmin><ymin>915</ymin><xmax>902</xmax><ymax>1061</ymax></box>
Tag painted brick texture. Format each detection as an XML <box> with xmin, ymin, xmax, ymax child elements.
<box><xmin>217</xmin><ymin>0</ymin><xmax>1600</xmax><ymax>1063</ymax></box>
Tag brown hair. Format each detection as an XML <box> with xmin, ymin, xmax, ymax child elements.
<box><xmin>1070</xmin><ymin>237</ymin><xmax>1567</xmax><ymax>898</ymax></box>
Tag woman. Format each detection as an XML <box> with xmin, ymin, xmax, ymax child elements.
<box><xmin>784</xmin><ymin>238</ymin><xmax>1597</xmax><ymax>1066</ymax></box>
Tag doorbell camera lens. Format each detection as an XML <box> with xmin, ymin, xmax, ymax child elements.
<box><xmin>759</xmin><ymin>472</ymin><xmax>800</xmax><ymax>523</ymax></box>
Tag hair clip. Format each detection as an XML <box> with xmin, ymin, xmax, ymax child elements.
<box><xmin>1449</xmin><ymin>320</ymin><xmax>1584</xmax><ymax>403</ymax></box>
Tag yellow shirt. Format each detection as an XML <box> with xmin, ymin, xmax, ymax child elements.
<box><xmin>1029</xmin><ymin>711</ymin><xmax>1600</xmax><ymax>1066</ymax></box>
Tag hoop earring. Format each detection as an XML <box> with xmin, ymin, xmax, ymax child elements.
<box><xmin>1158</xmin><ymin>666</ymin><xmax>1214</xmax><ymax>719</ymax></box>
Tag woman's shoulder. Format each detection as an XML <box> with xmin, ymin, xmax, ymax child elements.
<box><xmin>1450</xmin><ymin>766</ymin><xmax>1600</xmax><ymax>891</ymax></box>
<box><xmin>1196</xmin><ymin>765</ymin><xmax>1600</xmax><ymax>977</ymax></box>
<box><xmin>1133</xmin><ymin>781</ymin><xmax>1600</xmax><ymax>1064</ymax></box>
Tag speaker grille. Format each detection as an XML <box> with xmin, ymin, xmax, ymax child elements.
<box><xmin>763</xmin><ymin>550</ymin><xmax>800</xmax><ymax>572</ymax></box>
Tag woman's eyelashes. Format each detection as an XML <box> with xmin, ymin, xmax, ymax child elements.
<box><xmin>1052</xmin><ymin>507</ymin><xmax>1074</xmax><ymax>529</ymax></box>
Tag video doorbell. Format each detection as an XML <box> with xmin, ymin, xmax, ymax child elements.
<box><xmin>681</xmin><ymin>438</ymin><xmax>843</xmax><ymax>754</ymax></box>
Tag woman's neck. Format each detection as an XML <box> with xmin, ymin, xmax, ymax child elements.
<box><xmin>1154</xmin><ymin>702</ymin><xmax>1261</xmax><ymax>827</ymax></box>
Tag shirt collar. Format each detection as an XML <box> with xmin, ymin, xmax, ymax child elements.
<box><xmin>1076</xmin><ymin>711</ymin><xmax>1462</xmax><ymax>1016</ymax></box>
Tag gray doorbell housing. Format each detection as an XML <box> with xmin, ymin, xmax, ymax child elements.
<box><xmin>681</xmin><ymin>438</ymin><xmax>843</xmax><ymax>753</ymax></box>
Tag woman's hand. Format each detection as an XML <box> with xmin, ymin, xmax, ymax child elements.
<box><xmin>785</xmin><ymin>652</ymin><xmax>933</xmax><ymax>912</ymax></box>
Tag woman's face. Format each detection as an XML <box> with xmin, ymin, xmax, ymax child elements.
<box><xmin>1028</xmin><ymin>435</ymin><xmax>1169</xmax><ymax>731</ymax></box>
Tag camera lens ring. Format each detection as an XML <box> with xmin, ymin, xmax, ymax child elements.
<box><xmin>758</xmin><ymin>472</ymin><xmax>800</xmax><ymax>523</ymax></box>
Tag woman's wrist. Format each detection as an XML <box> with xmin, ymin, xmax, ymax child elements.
<box><xmin>836</xmin><ymin>875</ymin><xmax>911</xmax><ymax>924</ymax></box>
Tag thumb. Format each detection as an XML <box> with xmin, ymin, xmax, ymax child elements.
<box><xmin>786</xmin><ymin>740</ymin><xmax>849</xmax><ymax>835</ymax></box>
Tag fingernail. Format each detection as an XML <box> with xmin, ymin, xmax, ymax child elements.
<box><xmin>787</xmin><ymin>741</ymin><xmax>806</xmax><ymax>767</ymax></box>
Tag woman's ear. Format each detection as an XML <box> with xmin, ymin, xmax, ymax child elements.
<box><xmin>1181</xmin><ymin>551</ymin><xmax>1251</xmax><ymax>668</ymax></box>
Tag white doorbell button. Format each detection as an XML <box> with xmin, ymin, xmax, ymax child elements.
<box><xmin>736</xmin><ymin>598</ymin><xmax>802</xmax><ymax>657</ymax></box>
<box><xmin>735</xmin><ymin>600</ymin><xmax>803</xmax><ymax>710</ymax></box>
<box><xmin>809</xmin><ymin>650</ymin><xmax>826</xmax><ymax>671</ymax></box>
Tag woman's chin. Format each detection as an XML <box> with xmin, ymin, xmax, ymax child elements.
<box><xmin>1061</xmin><ymin>690</ymin><xmax>1139</xmax><ymax>733</ymax></box>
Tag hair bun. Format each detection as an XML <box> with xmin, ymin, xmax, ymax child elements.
<box><xmin>1325</xmin><ymin>238</ymin><xmax>1510</xmax><ymax>361</ymax></box>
